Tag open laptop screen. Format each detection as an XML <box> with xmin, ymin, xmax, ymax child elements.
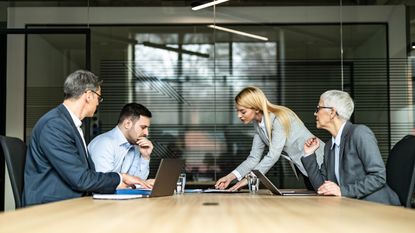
<box><xmin>252</xmin><ymin>170</ymin><xmax>316</xmax><ymax>196</ymax></box>
<box><xmin>150</xmin><ymin>158</ymin><xmax>184</xmax><ymax>197</ymax></box>
<box><xmin>93</xmin><ymin>159</ymin><xmax>184</xmax><ymax>199</ymax></box>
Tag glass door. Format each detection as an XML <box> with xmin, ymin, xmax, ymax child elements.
<box><xmin>25</xmin><ymin>29</ymin><xmax>90</xmax><ymax>141</ymax></box>
<box><xmin>1</xmin><ymin>28</ymin><xmax>89</xmax><ymax>210</ymax></box>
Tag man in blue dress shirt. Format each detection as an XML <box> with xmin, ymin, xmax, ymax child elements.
<box><xmin>23</xmin><ymin>70</ymin><xmax>152</xmax><ymax>206</ymax></box>
<box><xmin>88</xmin><ymin>103</ymin><xmax>154</xmax><ymax>183</ymax></box>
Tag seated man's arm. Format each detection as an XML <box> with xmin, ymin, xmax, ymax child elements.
<box><xmin>131</xmin><ymin>153</ymin><xmax>150</xmax><ymax>180</ymax></box>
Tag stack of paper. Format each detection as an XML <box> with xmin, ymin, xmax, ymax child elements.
<box><xmin>93</xmin><ymin>189</ymin><xmax>151</xmax><ymax>200</ymax></box>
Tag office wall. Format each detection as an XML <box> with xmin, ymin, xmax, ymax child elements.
<box><xmin>4</xmin><ymin>5</ymin><xmax>409</xmax><ymax>210</ymax></box>
<box><xmin>26</xmin><ymin>34</ymin><xmax>85</xmax><ymax>140</ymax></box>
<box><xmin>5</xmin><ymin>35</ymin><xmax>25</xmax><ymax>210</ymax></box>
<box><xmin>0</xmin><ymin>3</ymin><xmax>7</xmax><ymax>22</ymax></box>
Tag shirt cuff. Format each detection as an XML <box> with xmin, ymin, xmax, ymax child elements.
<box><xmin>232</xmin><ymin>170</ymin><xmax>243</xmax><ymax>181</ymax></box>
<box><xmin>303</xmin><ymin>152</ymin><xmax>314</xmax><ymax>157</ymax></box>
<box><xmin>117</xmin><ymin>173</ymin><xmax>123</xmax><ymax>187</ymax></box>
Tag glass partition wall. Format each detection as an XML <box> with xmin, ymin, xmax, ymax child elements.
<box><xmin>87</xmin><ymin>22</ymin><xmax>392</xmax><ymax>187</ymax></box>
<box><xmin>76</xmin><ymin>23</ymin><xmax>391</xmax><ymax>187</ymax></box>
<box><xmin>7</xmin><ymin>2</ymin><xmax>410</xmax><ymax>189</ymax></box>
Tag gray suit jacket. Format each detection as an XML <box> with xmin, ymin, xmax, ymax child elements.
<box><xmin>234</xmin><ymin>113</ymin><xmax>324</xmax><ymax>178</ymax></box>
<box><xmin>301</xmin><ymin>121</ymin><xmax>400</xmax><ymax>205</ymax></box>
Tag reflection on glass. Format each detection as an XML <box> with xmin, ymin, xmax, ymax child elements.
<box><xmin>88</xmin><ymin>24</ymin><xmax>389</xmax><ymax>186</ymax></box>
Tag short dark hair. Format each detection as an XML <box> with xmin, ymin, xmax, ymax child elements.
<box><xmin>63</xmin><ymin>70</ymin><xmax>102</xmax><ymax>100</ymax></box>
<box><xmin>118</xmin><ymin>103</ymin><xmax>152</xmax><ymax>124</ymax></box>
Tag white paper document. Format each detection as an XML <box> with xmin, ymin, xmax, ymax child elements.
<box><xmin>92</xmin><ymin>193</ymin><xmax>147</xmax><ymax>200</ymax></box>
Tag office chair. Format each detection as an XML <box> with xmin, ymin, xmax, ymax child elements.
<box><xmin>0</xmin><ymin>135</ymin><xmax>27</xmax><ymax>209</ymax></box>
<box><xmin>386</xmin><ymin>135</ymin><xmax>415</xmax><ymax>208</ymax></box>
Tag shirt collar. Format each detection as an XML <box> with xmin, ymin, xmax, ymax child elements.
<box><xmin>258</xmin><ymin>117</ymin><xmax>265</xmax><ymax>128</ymax></box>
<box><xmin>331</xmin><ymin>121</ymin><xmax>347</xmax><ymax>149</ymax></box>
<box><xmin>63</xmin><ymin>103</ymin><xmax>82</xmax><ymax>128</ymax></box>
<box><xmin>114</xmin><ymin>126</ymin><xmax>134</xmax><ymax>148</ymax></box>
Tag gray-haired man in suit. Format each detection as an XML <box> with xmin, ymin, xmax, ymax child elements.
<box><xmin>301</xmin><ymin>90</ymin><xmax>400</xmax><ymax>205</ymax></box>
<box><xmin>23</xmin><ymin>70</ymin><xmax>152</xmax><ymax>206</ymax></box>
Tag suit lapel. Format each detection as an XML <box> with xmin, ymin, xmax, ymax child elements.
<box><xmin>260</xmin><ymin>113</ymin><xmax>275</xmax><ymax>146</ymax></box>
<box><xmin>86</xmin><ymin>151</ymin><xmax>95</xmax><ymax>169</ymax></box>
<box><xmin>57</xmin><ymin>104</ymin><xmax>90</xmax><ymax>168</ymax></box>
<box><xmin>255</xmin><ymin>114</ymin><xmax>273</xmax><ymax>146</ymax></box>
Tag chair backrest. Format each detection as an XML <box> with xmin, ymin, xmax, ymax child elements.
<box><xmin>386</xmin><ymin>135</ymin><xmax>415</xmax><ymax>207</ymax></box>
<box><xmin>0</xmin><ymin>135</ymin><xmax>27</xmax><ymax>209</ymax></box>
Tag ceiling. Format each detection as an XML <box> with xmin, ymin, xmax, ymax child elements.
<box><xmin>1</xmin><ymin>0</ymin><xmax>415</xmax><ymax>7</ymax></box>
<box><xmin>1</xmin><ymin>0</ymin><xmax>414</xmax><ymax>46</ymax></box>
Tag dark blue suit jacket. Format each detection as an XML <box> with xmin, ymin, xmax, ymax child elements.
<box><xmin>23</xmin><ymin>104</ymin><xmax>120</xmax><ymax>206</ymax></box>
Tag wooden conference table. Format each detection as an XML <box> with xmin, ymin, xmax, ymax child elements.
<box><xmin>1</xmin><ymin>192</ymin><xmax>414</xmax><ymax>233</ymax></box>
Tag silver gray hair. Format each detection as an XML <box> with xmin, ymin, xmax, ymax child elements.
<box><xmin>63</xmin><ymin>70</ymin><xmax>102</xmax><ymax>100</ymax></box>
<box><xmin>320</xmin><ymin>90</ymin><xmax>354</xmax><ymax>120</ymax></box>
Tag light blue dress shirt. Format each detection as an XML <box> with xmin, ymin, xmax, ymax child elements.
<box><xmin>88</xmin><ymin>126</ymin><xmax>150</xmax><ymax>180</ymax></box>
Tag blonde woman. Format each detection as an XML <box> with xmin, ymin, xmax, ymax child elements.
<box><xmin>215</xmin><ymin>86</ymin><xmax>324</xmax><ymax>191</ymax></box>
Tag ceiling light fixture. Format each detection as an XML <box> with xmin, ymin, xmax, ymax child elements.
<box><xmin>208</xmin><ymin>25</ymin><xmax>269</xmax><ymax>41</ymax></box>
<box><xmin>142</xmin><ymin>41</ymin><xmax>209</xmax><ymax>58</ymax></box>
<box><xmin>192</xmin><ymin>0</ymin><xmax>229</xmax><ymax>11</ymax></box>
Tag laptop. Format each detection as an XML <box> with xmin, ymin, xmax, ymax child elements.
<box><xmin>147</xmin><ymin>158</ymin><xmax>185</xmax><ymax>197</ymax></box>
<box><xmin>252</xmin><ymin>170</ymin><xmax>316</xmax><ymax>196</ymax></box>
<box><xmin>93</xmin><ymin>159</ymin><xmax>184</xmax><ymax>199</ymax></box>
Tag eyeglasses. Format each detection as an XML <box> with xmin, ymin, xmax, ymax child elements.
<box><xmin>315</xmin><ymin>106</ymin><xmax>333</xmax><ymax>114</ymax></box>
<box><xmin>89</xmin><ymin>90</ymin><xmax>103</xmax><ymax>103</ymax></box>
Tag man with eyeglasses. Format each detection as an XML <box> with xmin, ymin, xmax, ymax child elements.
<box><xmin>23</xmin><ymin>70</ymin><xmax>152</xmax><ymax>206</ymax></box>
<box><xmin>301</xmin><ymin>90</ymin><xmax>400</xmax><ymax>205</ymax></box>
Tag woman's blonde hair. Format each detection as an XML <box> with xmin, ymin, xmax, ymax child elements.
<box><xmin>235</xmin><ymin>86</ymin><xmax>300</xmax><ymax>140</ymax></box>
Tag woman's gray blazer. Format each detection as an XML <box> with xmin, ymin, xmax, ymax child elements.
<box><xmin>234</xmin><ymin>113</ymin><xmax>324</xmax><ymax>178</ymax></box>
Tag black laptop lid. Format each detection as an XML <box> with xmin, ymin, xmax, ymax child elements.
<box><xmin>252</xmin><ymin>170</ymin><xmax>283</xmax><ymax>195</ymax></box>
<box><xmin>252</xmin><ymin>170</ymin><xmax>317</xmax><ymax>196</ymax></box>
